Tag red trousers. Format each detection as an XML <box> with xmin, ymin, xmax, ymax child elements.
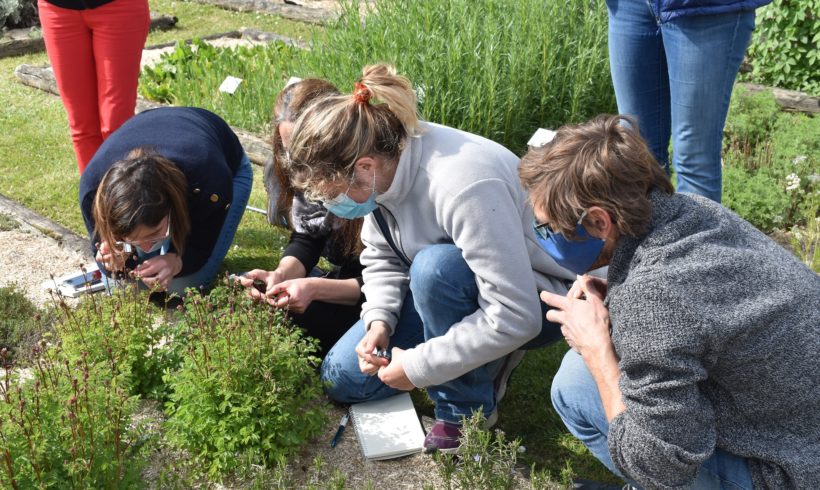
<box><xmin>38</xmin><ymin>0</ymin><xmax>149</xmax><ymax>173</ymax></box>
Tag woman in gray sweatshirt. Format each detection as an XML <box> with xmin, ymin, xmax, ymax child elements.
<box><xmin>284</xmin><ymin>63</ymin><xmax>575</xmax><ymax>452</ymax></box>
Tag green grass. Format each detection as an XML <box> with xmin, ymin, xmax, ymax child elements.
<box><xmin>140</xmin><ymin>0</ymin><xmax>616</xmax><ymax>154</ymax></box>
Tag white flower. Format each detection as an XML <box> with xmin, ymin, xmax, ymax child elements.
<box><xmin>785</xmin><ymin>173</ymin><xmax>801</xmax><ymax>192</ymax></box>
<box><xmin>792</xmin><ymin>155</ymin><xmax>807</xmax><ymax>166</ymax></box>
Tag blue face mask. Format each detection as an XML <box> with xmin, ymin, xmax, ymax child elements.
<box><xmin>533</xmin><ymin>214</ymin><xmax>605</xmax><ymax>275</ymax></box>
<box><xmin>324</xmin><ymin>172</ymin><xmax>378</xmax><ymax>219</ymax></box>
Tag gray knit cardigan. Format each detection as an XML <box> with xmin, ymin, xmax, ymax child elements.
<box><xmin>605</xmin><ymin>191</ymin><xmax>820</xmax><ymax>489</ymax></box>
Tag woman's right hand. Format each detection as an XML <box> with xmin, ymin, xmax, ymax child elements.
<box><xmin>237</xmin><ymin>269</ymin><xmax>284</xmax><ymax>302</ymax></box>
<box><xmin>95</xmin><ymin>241</ymin><xmax>126</xmax><ymax>273</ymax></box>
<box><xmin>355</xmin><ymin>321</ymin><xmax>391</xmax><ymax>375</ymax></box>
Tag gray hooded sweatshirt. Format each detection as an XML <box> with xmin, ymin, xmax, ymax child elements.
<box><xmin>360</xmin><ymin>122</ymin><xmax>575</xmax><ymax>388</ymax></box>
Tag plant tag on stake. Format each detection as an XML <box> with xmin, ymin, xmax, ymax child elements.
<box><xmin>219</xmin><ymin>75</ymin><xmax>243</xmax><ymax>95</ymax></box>
<box><xmin>527</xmin><ymin>128</ymin><xmax>557</xmax><ymax>149</ymax></box>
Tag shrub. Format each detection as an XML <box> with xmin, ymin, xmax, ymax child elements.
<box><xmin>48</xmin><ymin>279</ymin><xmax>173</xmax><ymax>400</ymax></box>
<box><xmin>0</xmin><ymin>285</ymin><xmax>41</xmax><ymax>363</ymax></box>
<box><xmin>745</xmin><ymin>0</ymin><xmax>820</xmax><ymax>95</ymax></box>
<box><xmin>0</xmin><ymin>319</ymin><xmax>144</xmax><ymax>488</ymax></box>
<box><xmin>140</xmin><ymin>0</ymin><xmax>615</xmax><ymax>154</ymax></box>
<box><xmin>162</xmin><ymin>284</ymin><xmax>327</xmax><ymax>478</ymax></box>
<box><xmin>722</xmin><ymin>86</ymin><xmax>819</xmax><ymax>234</ymax></box>
<box><xmin>0</xmin><ymin>0</ymin><xmax>38</xmax><ymax>29</ymax></box>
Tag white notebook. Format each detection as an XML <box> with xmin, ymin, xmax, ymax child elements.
<box><xmin>349</xmin><ymin>392</ymin><xmax>425</xmax><ymax>460</ymax></box>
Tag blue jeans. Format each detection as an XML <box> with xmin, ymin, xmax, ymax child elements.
<box><xmin>321</xmin><ymin>244</ymin><xmax>563</xmax><ymax>424</ymax></box>
<box><xmin>607</xmin><ymin>0</ymin><xmax>755</xmax><ymax>202</ymax></box>
<box><xmin>551</xmin><ymin>350</ymin><xmax>753</xmax><ymax>489</ymax></box>
<box><xmin>102</xmin><ymin>153</ymin><xmax>253</xmax><ymax>296</ymax></box>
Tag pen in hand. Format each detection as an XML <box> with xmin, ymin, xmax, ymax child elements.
<box><xmin>330</xmin><ymin>413</ymin><xmax>349</xmax><ymax>448</ymax></box>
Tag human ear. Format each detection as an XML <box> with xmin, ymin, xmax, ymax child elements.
<box><xmin>584</xmin><ymin>207</ymin><xmax>613</xmax><ymax>239</ymax></box>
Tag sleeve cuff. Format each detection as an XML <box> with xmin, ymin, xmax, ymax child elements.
<box><xmin>362</xmin><ymin>309</ymin><xmax>398</xmax><ymax>336</ymax></box>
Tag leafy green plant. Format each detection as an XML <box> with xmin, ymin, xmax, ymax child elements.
<box><xmin>745</xmin><ymin>0</ymin><xmax>820</xmax><ymax>95</ymax></box>
<box><xmin>722</xmin><ymin>87</ymin><xmax>819</xmax><ymax>235</ymax></box>
<box><xmin>0</xmin><ymin>285</ymin><xmax>41</xmax><ymax>363</ymax></box>
<box><xmin>162</xmin><ymin>284</ymin><xmax>327</xmax><ymax>478</ymax></box>
<box><xmin>47</xmin><ymin>277</ymin><xmax>173</xmax><ymax>400</ymax></box>
<box><xmin>140</xmin><ymin>0</ymin><xmax>615</xmax><ymax>154</ymax></box>
<box><xmin>0</xmin><ymin>323</ymin><xmax>144</xmax><ymax>488</ymax></box>
<box><xmin>0</xmin><ymin>213</ymin><xmax>19</xmax><ymax>231</ymax></box>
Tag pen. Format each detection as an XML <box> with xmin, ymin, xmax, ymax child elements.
<box><xmin>330</xmin><ymin>413</ymin><xmax>349</xmax><ymax>448</ymax></box>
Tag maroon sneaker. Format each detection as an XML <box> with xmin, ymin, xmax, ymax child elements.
<box><xmin>423</xmin><ymin>420</ymin><xmax>463</xmax><ymax>454</ymax></box>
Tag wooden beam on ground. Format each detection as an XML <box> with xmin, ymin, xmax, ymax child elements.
<box><xmin>0</xmin><ymin>13</ymin><xmax>178</xmax><ymax>59</ymax></box>
<box><xmin>0</xmin><ymin>194</ymin><xmax>92</xmax><ymax>259</ymax></box>
<box><xmin>14</xmin><ymin>63</ymin><xmax>274</xmax><ymax>166</ymax></box>
<box><xmin>737</xmin><ymin>83</ymin><xmax>820</xmax><ymax>115</ymax></box>
<box><xmin>189</xmin><ymin>0</ymin><xmax>335</xmax><ymax>24</ymax></box>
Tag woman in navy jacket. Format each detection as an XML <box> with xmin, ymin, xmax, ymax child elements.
<box><xmin>606</xmin><ymin>0</ymin><xmax>770</xmax><ymax>203</ymax></box>
<box><xmin>79</xmin><ymin>107</ymin><xmax>252</xmax><ymax>296</ymax></box>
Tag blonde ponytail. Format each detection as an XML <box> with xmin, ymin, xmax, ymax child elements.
<box><xmin>286</xmin><ymin>64</ymin><xmax>422</xmax><ymax>200</ymax></box>
<box><xmin>357</xmin><ymin>64</ymin><xmax>420</xmax><ymax>136</ymax></box>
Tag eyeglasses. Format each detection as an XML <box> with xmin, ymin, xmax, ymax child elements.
<box><xmin>115</xmin><ymin>215</ymin><xmax>171</xmax><ymax>254</ymax></box>
<box><xmin>533</xmin><ymin>210</ymin><xmax>588</xmax><ymax>241</ymax></box>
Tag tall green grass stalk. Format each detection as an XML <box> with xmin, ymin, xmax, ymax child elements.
<box><xmin>140</xmin><ymin>0</ymin><xmax>615</xmax><ymax>154</ymax></box>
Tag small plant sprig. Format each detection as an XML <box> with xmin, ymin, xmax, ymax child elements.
<box><xmin>162</xmin><ymin>283</ymin><xmax>328</xmax><ymax>479</ymax></box>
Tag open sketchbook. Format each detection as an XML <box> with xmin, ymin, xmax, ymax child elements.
<box><xmin>349</xmin><ymin>392</ymin><xmax>425</xmax><ymax>460</ymax></box>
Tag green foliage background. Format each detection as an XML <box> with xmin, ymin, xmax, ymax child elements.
<box><xmin>745</xmin><ymin>0</ymin><xmax>820</xmax><ymax>95</ymax></box>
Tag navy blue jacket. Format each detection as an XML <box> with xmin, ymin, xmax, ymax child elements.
<box><xmin>80</xmin><ymin>107</ymin><xmax>245</xmax><ymax>277</ymax></box>
<box><xmin>655</xmin><ymin>0</ymin><xmax>770</xmax><ymax>22</ymax></box>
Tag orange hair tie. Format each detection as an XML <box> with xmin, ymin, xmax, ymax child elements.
<box><xmin>353</xmin><ymin>82</ymin><xmax>372</xmax><ymax>105</ymax></box>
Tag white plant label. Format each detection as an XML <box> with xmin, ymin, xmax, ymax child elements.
<box><xmin>527</xmin><ymin>128</ymin><xmax>557</xmax><ymax>148</ymax></box>
<box><xmin>219</xmin><ymin>76</ymin><xmax>244</xmax><ymax>95</ymax></box>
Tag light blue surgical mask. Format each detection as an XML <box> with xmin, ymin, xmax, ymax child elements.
<box><xmin>324</xmin><ymin>173</ymin><xmax>378</xmax><ymax>219</ymax></box>
<box><xmin>533</xmin><ymin>210</ymin><xmax>605</xmax><ymax>275</ymax></box>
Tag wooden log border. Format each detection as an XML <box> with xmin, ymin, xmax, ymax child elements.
<box><xmin>0</xmin><ymin>13</ymin><xmax>178</xmax><ymax>60</ymax></box>
<box><xmin>189</xmin><ymin>0</ymin><xmax>336</xmax><ymax>25</ymax></box>
<box><xmin>0</xmin><ymin>194</ymin><xmax>92</xmax><ymax>259</ymax></box>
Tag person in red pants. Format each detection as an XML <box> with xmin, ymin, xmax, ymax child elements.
<box><xmin>38</xmin><ymin>0</ymin><xmax>149</xmax><ymax>173</ymax></box>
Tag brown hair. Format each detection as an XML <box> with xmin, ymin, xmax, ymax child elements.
<box><xmin>92</xmin><ymin>147</ymin><xmax>190</xmax><ymax>255</ymax></box>
<box><xmin>519</xmin><ymin>114</ymin><xmax>674</xmax><ymax>239</ymax></box>
<box><xmin>267</xmin><ymin>78</ymin><xmax>364</xmax><ymax>256</ymax></box>
<box><xmin>286</xmin><ymin>64</ymin><xmax>422</xmax><ymax>201</ymax></box>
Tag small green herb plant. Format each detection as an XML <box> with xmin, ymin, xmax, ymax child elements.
<box><xmin>162</xmin><ymin>283</ymin><xmax>328</xmax><ymax>479</ymax></box>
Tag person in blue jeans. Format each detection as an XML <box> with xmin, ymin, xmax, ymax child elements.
<box><xmin>80</xmin><ymin>106</ymin><xmax>252</xmax><ymax>297</ymax></box>
<box><xmin>606</xmin><ymin>0</ymin><xmax>769</xmax><ymax>202</ymax></box>
<box><xmin>284</xmin><ymin>64</ymin><xmax>575</xmax><ymax>453</ymax></box>
<box><xmin>519</xmin><ymin>115</ymin><xmax>820</xmax><ymax>489</ymax></box>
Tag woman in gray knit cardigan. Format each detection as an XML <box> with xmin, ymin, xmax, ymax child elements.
<box><xmin>519</xmin><ymin>114</ymin><xmax>820</xmax><ymax>489</ymax></box>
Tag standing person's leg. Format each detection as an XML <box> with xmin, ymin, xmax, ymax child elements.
<box><xmin>662</xmin><ymin>11</ymin><xmax>755</xmax><ymax>203</ymax></box>
<box><xmin>87</xmin><ymin>0</ymin><xmax>150</xmax><ymax>153</ymax></box>
<box><xmin>606</xmin><ymin>0</ymin><xmax>671</xmax><ymax>173</ymax></box>
<box><xmin>37</xmin><ymin>0</ymin><xmax>101</xmax><ymax>170</ymax></box>
<box><xmin>321</xmin><ymin>293</ymin><xmax>426</xmax><ymax>403</ymax></box>
<box><xmin>168</xmin><ymin>154</ymin><xmax>253</xmax><ymax>295</ymax></box>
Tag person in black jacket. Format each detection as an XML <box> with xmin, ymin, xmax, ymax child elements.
<box><xmin>80</xmin><ymin>107</ymin><xmax>252</xmax><ymax>296</ymax></box>
<box><xmin>238</xmin><ymin>79</ymin><xmax>364</xmax><ymax>356</ymax></box>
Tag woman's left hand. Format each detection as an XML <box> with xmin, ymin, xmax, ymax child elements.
<box><xmin>134</xmin><ymin>253</ymin><xmax>182</xmax><ymax>291</ymax></box>
<box><xmin>266</xmin><ymin>278</ymin><xmax>316</xmax><ymax>313</ymax></box>
<box><xmin>377</xmin><ymin>347</ymin><xmax>415</xmax><ymax>391</ymax></box>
